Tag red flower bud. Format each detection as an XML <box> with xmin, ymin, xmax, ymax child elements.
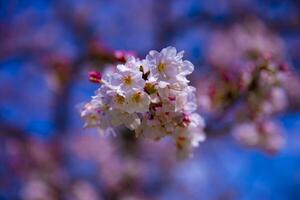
<box><xmin>278</xmin><ymin>63</ymin><xmax>289</xmax><ymax>72</ymax></box>
<box><xmin>89</xmin><ymin>71</ymin><xmax>102</xmax><ymax>83</ymax></box>
<box><xmin>168</xmin><ymin>96</ymin><xmax>176</xmax><ymax>101</ymax></box>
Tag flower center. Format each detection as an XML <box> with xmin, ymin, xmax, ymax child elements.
<box><xmin>115</xmin><ymin>94</ymin><xmax>125</xmax><ymax>104</ymax></box>
<box><xmin>123</xmin><ymin>75</ymin><xmax>133</xmax><ymax>85</ymax></box>
<box><xmin>144</xmin><ymin>82</ymin><xmax>157</xmax><ymax>94</ymax></box>
<box><xmin>132</xmin><ymin>92</ymin><xmax>142</xmax><ymax>103</ymax></box>
<box><xmin>102</xmin><ymin>104</ymin><xmax>110</xmax><ymax>112</ymax></box>
<box><xmin>158</xmin><ymin>62</ymin><xmax>166</xmax><ymax>73</ymax></box>
<box><xmin>89</xmin><ymin>115</ymin><xmax>98</xmax><ymax>122</ymax></box>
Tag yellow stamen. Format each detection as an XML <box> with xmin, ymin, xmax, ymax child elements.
<box><xmin>123</xmin><ymin>75</ymin><xmax>133</xmax><ymax>85</ymax></box>
<box><xmin>100</xmin><ymin>104</ymin><xmax>110</xmax><ymax>112</ymax></box>
<box><xmin>158</xmin><ymin>62</ymin><xmax>166</xmax><ymax>73</ymax></box>
<box><xmin>132</xmin><ymin>92</ymin><xmax>142</xmax><ymax>103</ymax></box>
<box><xmin>144</xmin><ymin>82</ymin><xmax>157</xmax><ymax>94</ymax></box>
<box><xmin>115</xmin><ymin>94</ymin><xmax>125</xmax><ymax>104</ymax></box>
<box><xmin>89</xmin><ymin>115</ymin><xmax>98</xmax><ymax>122</ymax></box>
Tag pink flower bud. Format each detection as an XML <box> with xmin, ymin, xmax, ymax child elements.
<box><xmin>168</xmin><ymin>96</ymin><xmax>176</xmax><ymax>101</ymax></box>
<box><xmin>114</xmin><ymin>50</ymin><xmax>136</xmax><ymax>63</ymax></box>
<box><xmin>88</xmin><ymin>71</ymin><xmax>102</xmax><ymax>83</ymax></box>
<box><xmin>278</xmin><ymin>63</ymin><xmax>289</xmax><ymax>72</ymax></box>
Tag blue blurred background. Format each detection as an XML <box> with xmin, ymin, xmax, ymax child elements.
<box><xmin>1</xmin><ymin>1</ymin><xmax>300</xmax><ymax>200</ymax></box>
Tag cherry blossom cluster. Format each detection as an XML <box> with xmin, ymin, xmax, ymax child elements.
<box><xmin>81</xmin><ymin>47</ymin><xmax>205</xmax><ymax>158</ymax></box>
<box><xmin>199</xmin><ymin>56</ymin><xmax>288</xmax><ymax>118</ymax></box>
<box><xmin>199</xmin><ymin>21</ymin><xmax>289</xmax><ymax>152</ymax></box>
<box><xmin>232</xmin><ymin>120</ymin><xmax>284</xmax><ymax>154</ymax></box>
<box><xmin>207</xmin><ymin>20</ymin><xmax>285</xmax><ymax>70</ymax></box>
<box><xmin>232</xmin><ymin>57</ymin><xmax>288</xmax><ymax>153</ymax></box>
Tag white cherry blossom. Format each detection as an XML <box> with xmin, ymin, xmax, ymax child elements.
<box><xmin>126</xmin><ymin>90</ymin><xmax>151</xmax><ymax>114</ymax></box>
<box><xmin>146</xmin><ymin>46</ymin><xmax>193</xmax><ymax>83</ymax></box>
<box><xmin>80</xmin><ymin>47</ymin><xmax>205</xmax><ymax>158</ymax></box>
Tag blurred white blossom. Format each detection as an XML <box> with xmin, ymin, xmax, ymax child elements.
<box><xmin>232</xmin><ymin>120</ymin><xmax>284</xmax><ymax>153</ymax></box>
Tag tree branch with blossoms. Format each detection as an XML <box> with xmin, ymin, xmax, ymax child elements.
<box><xmin>198</xmin><ymin>20</ymin><xmax>291</xmax><ymax>153</ymax></box>
<box><xmin>80</xmin><ymin>21</ymin><xmax>295</xmax><ymax>158</ymax></box>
